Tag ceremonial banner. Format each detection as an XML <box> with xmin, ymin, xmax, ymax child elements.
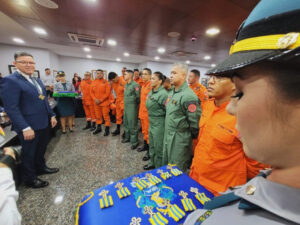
<box><xmin>76</xmin><ymin>165</ymin><xmax>213</xmax><ymax>225</ymax></box>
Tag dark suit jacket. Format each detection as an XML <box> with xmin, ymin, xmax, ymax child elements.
<box><xmin>0</xmin><ymin>71</ymin><xmax>55</xmax><ymax>133</ymax></box>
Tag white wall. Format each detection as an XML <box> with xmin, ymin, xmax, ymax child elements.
<box><xmin>59</xmin><ymin>56</ymin><xmax>139</xmax><ymax>81</ymax></box>
<box><xmin>0</xmin><ymin>44</ymin><xmax>210</xmax><ymax>83</ymax></box>
<box><xmin>141</xmin><ymin>61</ymin><xmax>210</xmax><ymax>78</ymax></box>
<box><xmin>0</xmin><ymin>44</ymin><xmax>51</xmax><ymax>77</ymax></box>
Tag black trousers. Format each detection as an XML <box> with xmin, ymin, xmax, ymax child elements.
<box><xmin>18</xmin><ymin>128</ymin><xmax>49</xmax><ymax>183</ymax></box>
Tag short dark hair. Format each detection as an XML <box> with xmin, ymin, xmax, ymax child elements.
<box><xmin>45</xmin><ymin>68</ymin><xmax>50</xmax><ymax>71</ymax></box>
<box><xmin>14</xmin><ymin>51</ymin><xmax>33</xmax><ymax>60</ymax></box>
<box><xmin>191</xmin><ymin>69</ymin><xmax>200</xmax><ymax>77</ymax></box>
<box><xmin>126</xmin><ymin>69</ymin><xmax>134</xmax><ymax>74</ymax></box>
<box><xmin>143</xmin><ymin>68</ymin><xmax>152</xmax><ymax>75</ymax></box>
<box><xmin>96</xmin><ymin>69</ymin><xmax>103</xmax><ymax>72</ymax></box>
<box><xmin>153</xmin><ymin>71</ymin><xmax>166</xmax><ymax>83</ymax></box>
<box><xmin>134</xmin><ymin>69</ymin><xmax>139</xmax><ymax>72</ymax></box>
<box><xmin>108</xmin><ymin>72</ymin><xmax>117</xmax><ymax>80</ymax></box>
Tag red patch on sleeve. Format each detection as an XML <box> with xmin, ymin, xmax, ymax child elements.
<box><xmin>135</xmin><ymin>87</ymin><xmax>139</xmax><ymax>91</ymax></box>
<box><xmin>188</xmin><ymin>104</ymin><xmax>197</xmax><ymax>113</ymax></box>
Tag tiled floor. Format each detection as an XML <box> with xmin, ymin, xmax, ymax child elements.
<box><xmin>17</xmin><ymin>119</ymin><xmax>146</xmax><ymax>225</ymax></box>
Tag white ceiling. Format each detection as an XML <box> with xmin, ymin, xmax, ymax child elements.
<box><xmin>0</xmin><ymin>11</ymin><xmax>211</xmax><ymax>67</ymax></box>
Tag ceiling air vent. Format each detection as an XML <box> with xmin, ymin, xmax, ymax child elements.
<box><xmin>170</xmin><ymin>50</ymin><xmax>197</xmax><ymax>57</ymax></box>
<box><xmin>68</xmin><ymin>33</ymin><xmax>104</xmax><ymax>47</ymax></box>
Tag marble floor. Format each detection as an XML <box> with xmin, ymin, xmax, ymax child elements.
<box><xmin>17</xmin><ymin>118</ymin><xmax>146</xmax><ymax>225</ymax></box>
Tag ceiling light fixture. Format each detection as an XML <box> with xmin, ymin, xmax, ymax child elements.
<box><xmin>186</xmin><ymin>60</ymin><xmax>190</xmax><ymax>64</ymax></box>
<box><xmin>206</xmin><ymin>27</ymin><xmax>220</xmax><ymax>36</ymax></box>
<box><xmin>107</xmin><ymin>39</ymin><xmax>117</xmax><ymax>46</ymax></box>
<box><xmin>34</xmin><ymin>0</ymin><xmax>58</xmax><ymax>9</ymax></box>
<box><xmin>157</xmin><ymin>47</ymin><xmax>166</xmax><ymax>54</ymax></box>
<box><xmin>204</xmin><ymin>55</ymin><xmax>211</xmax><ymax>60</ymax></box>
<box><xmin>123</xmin><ymin>52</ymin><xmax>130</xmax><ymax>57</ymax></box>
<box><xmin>86</xmin><ymin>55</ymin><xmax>92</xmax><ymax>58</ymax></box>
<box><xmin>12</xmin><ymin>37</ymin><xmax>25</xmax><ymax>44</ymax></box>
<box><xmin>33</xmin><ymin>27</ymin><xmax>47</xmax><ymax>35</ymax></box>
<box><xmin>83</xmin><ymin>47</ymin><xmax>91</xmax><ymax>52</ymax></box>
<box><xmin>116</xmin><ymin>58</ymin><xmax>121</xmax><ymax>62</ymax></box>
<box><xmin>211</xmin><ymin>64</ymin><xmax>216</xmax><ymax>67</ymax></box>
<box><xmin>154</xmin><ymin>56</ymin><xmax>160</xmax><ymax>60</ymax></box>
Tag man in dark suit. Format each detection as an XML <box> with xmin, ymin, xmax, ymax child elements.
<box><xmin>0</xmin><ymin>52</ymin><xmax>59</xmax><ymax>188</ymax></box>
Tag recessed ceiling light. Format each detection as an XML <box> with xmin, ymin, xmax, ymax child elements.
<box><xmin>206</xmin><ymin>27</ymin><xmax>220</xmax><ymax>36</ymax></box>
<box><xmin>34</xmin><ymin>0</ymin><xmax>58</xmax><ymax>9</ymax></box>
<box><xmin>107</xmin><ymin>39</ymin><xmax>117</xmax><ymax>46</ymax></box>
<box><xmin>12</xmin><ymin>37</ymin><xmax>25</xmax><ymax>44</ymax></box>
<box><xmin>33</xmin><ymin>27</ymin><xmax>47</xmax><ymax>35</ymax></box>
<box><xmin>168</xmin><ymin>32</ymin><xmax>181</xmax><ymax>38</ymax></box>
<box><xmin>123</xmin><ymin>52</ymin><xmax>130</xmax><ymax>57</ymax></box>
<box><xmin>116</xmin><ymin>58</ymin><xmax>121</xmax><ymax>62</ymax></box>
<box><xmin>211</xmin><ymin>64</ymin><xmax>216</xmax><ymax>67</ymax></box>
<box><xmin>157</xmin><ymin>47</ymin><xmax>166</xmax><ymax>54</ymax></box>
<box><xmin>186</xmin><ymin>60</ymin><xmax>190</xmax><ymax>64</ymax></box>
<box><xmin>83</xmin><ymin>47</ymin><xmax>90</xmax><ymax>52</ymax></box>
<box><xmin>204</xmin><ymin>55</ymin><xmax>211</xmax><ymax>60</ymax></box>
<box><xmin>154</xmin><ymin>56</ymin><xmax>160</xmax><ymax>60</ymax></box>
<box><xmin>86</xmin><ymin>55</ymin><xmax>92</xmax><ymax>58</ymax></box>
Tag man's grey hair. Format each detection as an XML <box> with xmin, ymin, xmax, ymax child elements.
<box><xmin>85</xmin><ymin>71</ymin><xmax>91</xmax><ymax>75</ymax></box>
<box><xmin>172</xmin><ymin>62</ymin><xmax>188</xmax><ymax>74</ymax></box>
<box><xmin>14</xmin><ymin>51</ymin><xmax>33</xmax><ymax>60</ymax></box>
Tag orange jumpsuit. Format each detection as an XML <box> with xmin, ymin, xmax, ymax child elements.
<box><xmin>80</xmin><ymin>79</ymin><xmax>96</xmax><ymax>122</ymax></box>
<box><xmin>90</xmin><ymin>78</ymin><xmax>111</xmax><ymax>126</ymax></box>
<box><xmin>134</xmin><ymin>77</ymin><xmax>144</xmax><ymax>87</ymax></box>
<box><xmin>190</xmin><ymin>82</ymin><xmax>208</xmax><ymax>153</ymax></box>
<box><xmin>190</xmin><ymin>99</ymin><xmax>248</xmax><ymax>196</ymax></box>
<box><xmin>109</xmin><ymin>93</ymin><xmax>116</xmax><ymax>116</ymax></box>
<box><xmin>189</xmin><ymin>82</ymin><xmax>208</xmax><ymax>104</ymax></box>
<box><xmin>139</xmin><ymin>80</ymin><xmax>151</xmax><ymax>143</ymax></box>
<box><xmin>111</xmin><ymin>77</ymin><xmax>126</xmax><ymax>125</ymax></box>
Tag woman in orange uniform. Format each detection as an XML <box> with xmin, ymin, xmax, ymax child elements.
<box><xmin>108</xmin><ymin>72</ymin><xmax>126</xmax><ymax>136</ymax></box>
<box><xmin>80</xmin><ymin>72</ymin><xmax>96</xmax><ymax>130</ymax></box>
<box><xmin>137</xmin><ymin>68</ymin><xmax>152</xmax><ymax>162</ymax></box>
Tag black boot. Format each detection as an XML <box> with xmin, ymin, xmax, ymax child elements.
<box><xmin>143</xmin><ymin>150</ymin><xmax>150</xmax><ymax>161</ymax></box>
<box><xmin>90</xmin><ymin>122</ymin><xmax>96</xmax><ymax>131</ymax></box>
<box><xmin>111</xmin><ymin>125</ymin><xmax>120</xmax><ymax>136</ymax></box>
<box><xmin>82</xmin><ymin>121</ymin><xmax>91</xmax><ymax>130</ymax></box>
<box><xmin>137</xmin><ymin>140</ymin><xmax>149</xmax><ymax>152</ymax></box>
<box><xmin>104</xmin><ymin>126</ymin><xmax>110</xmax><ymax>136</ymax></box>
<box><xmin>93</xmin><ymin>124</ymin><xmax>102</xmax><ymax>134</ymax></box>
<box><xmin>143</xmin><ymin>164</ymin><xmax>155</xmax><ymax>170</ymax></box>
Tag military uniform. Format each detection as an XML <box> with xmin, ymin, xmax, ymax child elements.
<box><xmin>162</xmin><ymin>82</ymin><xmax>201</xmax><ymax>172</ymax></box>
<box><xmin>146</xmin><ymin>86</ymin><xmax>168</xmax><ymax>168</ymax></box>
<box><xmin>184</xmin><ymin>171</ymin><xmax>300</xmax><ymax>225</ymax></box>
<box><xmin>123</xmin><ymin>81</ymin><xmax>140</xmax><ymax>146</ymax></box>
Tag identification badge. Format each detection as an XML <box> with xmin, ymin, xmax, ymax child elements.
<box><xmin>39</xmin><ymin>94</ymin><xmax>45</xmax><ymax>100</ymax></box>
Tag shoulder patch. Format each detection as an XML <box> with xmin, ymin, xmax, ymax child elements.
<box><xmin>135</xmin><ymin>86</ymin><xmax>139</xmax><ymax>91</ymax></box>
<box><xmin>188</xmin><ymin>103</ymin><xmax>197</xmax><ymax>113</ymax></box>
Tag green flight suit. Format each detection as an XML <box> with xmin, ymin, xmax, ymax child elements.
<box><xmin>124</xmin><ymin>80</ymin><xmax>140</xmax><ymax>146</ymax></box>
<box><xmin>146</xmin><ymin>86</ymin><xmax>169</xmax><ymax>168</ymax></box>
<box><xmin>162</xmin><ymin>82</ymin><xmax>201</xmax><ymax>172</ymax></box>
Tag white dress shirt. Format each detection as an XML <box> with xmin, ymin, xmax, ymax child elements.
<box><xmin>0</xmin><ymin>168</ymin><xmax>21</xmax><ymax>225</ymax></box>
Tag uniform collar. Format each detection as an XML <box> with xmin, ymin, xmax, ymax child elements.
<box><xmin>152</xmin><ymin>85</ymin><xmax>163</xmax><ymax>93</ymax></box>
<box><xmin>189</xmin><ymin>82</ymin><xmax>199</xmax><ymax>88</ymax></box>
<box><xmin>174</xmin><ymin>81</ymin><xmax>188</xmax><ymax>93</ymax></box>
<box><xmin>204</xmin><ymin>170</ymin><xmax>300</xmax><ymax>224</ymax></box>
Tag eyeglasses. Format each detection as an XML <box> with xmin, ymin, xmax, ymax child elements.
<box><xmin>16</xmin><ymin>61</ymin><xmax>36</xmax><ymax>65</ymax></box>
